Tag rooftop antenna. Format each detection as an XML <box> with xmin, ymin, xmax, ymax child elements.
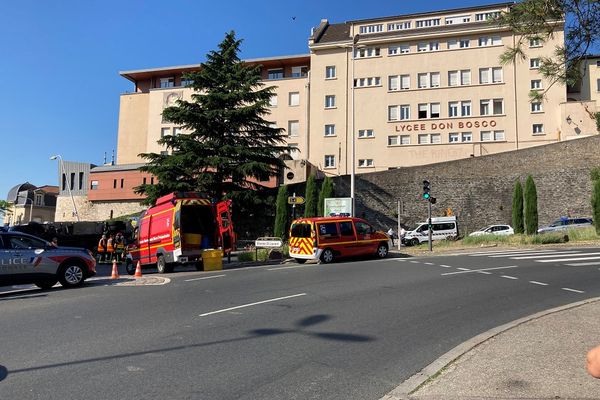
<box><xmin>103</xmin><ymin>152</ymin><xmax>107</xmax><ymax>165</ymax></box>
<box><xmin>111</xmin><ymin>150</ymin><xmax>115</xmax><ymax>166</ymax></box>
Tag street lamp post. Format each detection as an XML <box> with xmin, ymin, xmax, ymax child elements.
<box><xmin>50</xmin><ymin>155</ymin><xmax>80</xmax><ymax>221</ymax></box>
<box><xmin>350</xmin><ymin>34</ymin><xmax>360</xmax><ymax>217</ymax></box>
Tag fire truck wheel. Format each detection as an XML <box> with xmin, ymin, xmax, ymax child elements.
<box><xmin>156</xmin><ymin>255</ymin><xmax>170</xmax><ymax>274</ymax></box>
<box><xmin>320</xmin><ymin>248</ymin><xmax>334</xmax><ymax>264</ymax></box>
<box><xmin>125</xmin><ymin>260</ymin><xmax>136</xmax><ymax>275</ymax></box>
<box><xmin>376</xmin><ymin>243</ymin><xmax>389</xmax><ymax>259</ymax></box>
<box><xmin>195</xmin><ymin>262</ymin><xmax>204</xmax><ymax>271</ymax></box>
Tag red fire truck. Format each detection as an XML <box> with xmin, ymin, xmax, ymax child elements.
<box><xmin>125</xmin><ymin>192</ymin><xmax>235</xmax><ymax>274</ymax></box>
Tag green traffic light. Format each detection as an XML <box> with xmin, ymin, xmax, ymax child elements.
<box><xmin>423</xmin><ymin>193</ymin><xmax>430</xmax><ymax>199</ymax></box>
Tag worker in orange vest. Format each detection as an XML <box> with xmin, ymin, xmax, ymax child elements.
<box><xmin>97</xmin><ymin>234</ymin><xmax>108</xmax><ymax>263</ymax></box>
<box><xmin>107</xmin><ymin>234</ymin><xmax>115</xmax><ymax>262</ymax></box>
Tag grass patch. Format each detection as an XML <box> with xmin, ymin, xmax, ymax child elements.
<box><xmin>461</xmin><ymin>235</ymin><xmax>513</xmax><ymax>246</ymax></box>
<box><xmin>564</xmin><ymin>227</ymin><xmax>600</xmax><ymax>241</ymax></box>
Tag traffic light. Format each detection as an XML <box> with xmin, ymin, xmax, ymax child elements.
<box><xmin>430</xmin><ymin>197</ymin><xmax>437</xmax><ymax>205</ymax></box>
<box><xmin>422</xmin><ymin>180</ymin><xmax>431</xmax><ymax>200</ymax></box>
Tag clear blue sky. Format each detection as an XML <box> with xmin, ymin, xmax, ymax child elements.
<box><xmin>0</xmin><ymin>0</ymin><xmax>501</xmax><ymax>199</ymax></box>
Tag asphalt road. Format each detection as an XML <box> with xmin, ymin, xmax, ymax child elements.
<box><xmin>1</xmin><ymin>246</ymin><xmax>600</xmax><ymax>400</ymax></box>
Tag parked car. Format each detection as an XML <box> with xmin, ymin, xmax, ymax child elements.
<box><xmin>402</xmin><ymin>216</ymin><xmax>458</xmax><ymax>246</ymax></box>
<box><xmin>0</xmin><ymin>231</ymin><xmax>96</xmax><ymax>289</ymax></box>
<box><xmin>469</xmin><ymin>224</ymin><xmax>514</xmax><ymax>237</ymax></box>
<box><xmin>288</xmin><ymin>216</ymin><xmax>389</xmax><ymax>263</ymax></box>
<box><xmin>537</xmin><ymin>217</ymin><xmax>593</xmax><ymax>234</ymax></box>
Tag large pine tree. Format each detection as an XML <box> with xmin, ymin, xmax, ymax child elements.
<box><xmin>135</xmin><ymin>31</ymin><xmax>292</xmax><ymax>205</ymax></box>
<box><xmin>512</xmin><ymin>179</ymin><xmax>524</xmax><ymax>234</ymax></box>
<box><xmin>524</xmin><ymin>175</ymin><xmax>539</xmax><ymax>235</ymax></box>
<box><xmin>318</xmin><ymin>177</ymin><xmax>335</xmax><ymax>217</ymax></box>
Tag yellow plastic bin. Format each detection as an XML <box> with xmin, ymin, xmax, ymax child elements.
<box><xmin>202</xmin><ymin>249</ymin><xmax>223</xmax><ymax>271</ymax></box>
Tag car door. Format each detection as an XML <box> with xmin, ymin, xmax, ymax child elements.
<box><xmin>338</xmin><ymin>221</ymin><xmax>358</xmax><ymax>257</ymax></box>
<box><xmin>354</xmin><ymin>221</ymin><xmax>377</xmax><ymax>254</ymax></box>
<box><xmin>1</xmin><ymin>234</ymin><xmax>50</xmax><ymax>285</ymax></box>
<box><xmin>316</xmin><ymin>221</ymin><xmax>341</xmax><ymax>254</ymax></box>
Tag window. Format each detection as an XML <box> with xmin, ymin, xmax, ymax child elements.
<box><xmin>417</xmin><ymin>103</ymin><xmax>440</xmax><ymax>119</ymax></box>
<box><xmin>289</xmin><ymin>92</ymin><xmax>300</xmax><ymax>106</ymax></box>
<box><xmin>418</xmin><ymin>73</ymin><xmax>428</xmax><ymax>88</ymax></box>
<box><xmin>288</xmin><ymin>120</ymin><xmax>299</xmax><ymax>137</ymax></box>
<box><xmin>388</xmin><ymin>105</ymin><xmax>410</xmax><ymax>121</ymax></box>
<box><xmin>78</xmin><ymin>172</ymin><xmax>84</xmax><ymax>190</ymax></box>
<box><xmin>113</xmin><ymin>179</ymin><xmax>117</xmax><ymax>189</ymax></box>
<box><xmin>480</xmin><ymin>99</ymin><xmax>504</xmax><ymax>115</ymax></box>
<box><xmin>325</xmin><ymin>95</ymin><xmax>336</xmax><ymax>108</ymax></box>
<box><xmin>326</xmin><ymin>66</ymin><xmax>336</xmax><ymax>79</ymax></box>
<box><xmin>160</xmin><ymin>77</ymin><xmax>174</xmax><ymax>88</ymax></box>
<box><xmin>34</xmin><ymin>193</ymin><xmax>43</xmax><ymax>206</ymax></box>
<box><xmin>529</xmin><ymin>37</ymin><xmax>542</xmax><ymax>47</ymax></box>
<box><xmin>161</xmin><ymin>127</ymin><xmax>170</xmax><ymax>138</ymax></box>
<box><xmin>494</xmin><ymin>130</ymin><xmax>505</xmax><ymax>141</ymax></box>
<box><xmin>358</xmin><ymin>159</ymin><xmax>374</xmax><ymax>167</ymax></box>
<box><xmin>268</xmin><ymin>69</ymin><xmax>284</xmax><ymax>79</ymax></box>
<box><xmin>160</xmin><ymin>151</ymin><xmax>168</xmax><ymax>155</ymax></box>
<box><xmin>430</xmin><ymin>103</ymin><xmax>440</xmax><ymax>118</ymax></box>
<box><xmin>475</xmin><ymin>11</ymin><xmax>500</xmax><ymax>21</ymax></box>
<box><xmin>389</xmin><ymin>75</ymin><xmax>399</xmax><ymax>91</ymax></box>
<box><xmin>173</xmin><ymin>127</ymin><xmax>181</xmax><ymax>136</ymax></box>
<box><xmin>90</xmin><ymin>180</ymin><xmax>98</xmax><ymax>190</ymax></box>
<box><xmin>492</xmin><ymin>67</ymin><xmax>503</xmax><ymax>83</ymax></box>
<box><xmin>597</xmin><ymin>78</ymin><xmax>600</xmax><ymax>92</ymax></box>
<box><xmin>533</xmin><ymin>124</ymin><xmax>544</xmax><ymax>134</ymax></box>
<box><xmin>480</xmin><ymin>67</ymin><xmax>502</xmax><ymax>83</ymax></box>
<box><xmin>400</xmin><ymin>105</ymin><xmax>410</xmax><ymax>120</ymax></box>
<box><xmin>388</xmin><ymin>106</ymin><xmax>398</xmax><ymax>121</ymax></box>
<box><xmin>418</xmin><ymin>104</ymin><xmax>428</xmax><ymax>119</ymax></box>
<box><xmin>531</xmin><ymin>102</ymin><xmax>542</xmax><ymax>112</ymax></box>
<box><xmin>481</xmin><ymin>131</ymin><xmax>493</xmax><ymax>141</ymax></box>
<box><xmin>354</xmin><ymin>77</ymin><xmax>381</xmax><ymax>87</ymax></box>
<box><xmin>418</xmin><ymin>134</ymin><xmax>429</xmax><ymax>144</ymax></box>
<box><xmin>390</xmin><ymin>44</ymin><xmax>410</xmax><ymax>54</ymax></box>
<box><xmin>143</xmin><ymin>177</ymin><xmax>147</xmax><ymax>185</ymax></box>
<box><xmin>417</xmin><ymin>42</ymin><xmax>427</xmax><ymax>52</ymax></box>
<box><xmin>358</xmin><ymin>129</ymin><xmax>375</xmax><ymax>138</ymax></box>
<box><xmin>291</xmin><ymin>66</ymin><xmax>308</xmax><ymax>78</ymax></box>
<box><xmin>448</xmin><ymin>101</ymin><xmax>459</xmax><ymax>117</ymax></box>
<box><xmin>530</xmin><ymin>58</ymin><xmax>540</xmax><ymax>69</ymax></box>
<box><xmin>269</xmin><ymin>94</ymin><xmax>278</xmax><ymax>107</ymax></box>
<box><xmin>531</xmin><ymin>79</ymin><xmax>542</xmax><ymax>89</ymax></box>
<box><xmin>479</xmin><ymin>68</ymin><xmax>490</xmax><ymax>84</ymax></box>
<box><xmin>448</xmin><ymin>70</ymin><xmax>458</xmax><ymax>86</ymax></box>
<box><xmin>459</xmin><ymin>39</ymin><xmax>470</xmax><ymax>48</ymax></box>
<box><xmin>461</xmin><ymin>101</ymin><xmax>472</xmax><ymax>116</ymax></box>
<box><xmin>461</xmin><ymin>132</ymin><xmax>472</xmax><ymax>142</ymax></box>
<box><xmin>340</xmin><ymin>221</ymin><xmax>354</xmax><ymax>236</ymax></box>
<box><xmin>417</xmin><ymin>72</ymin><xmax>439</xmax><ymax>88</ymax></box>
<box><xmin>324</xmin><ymin>155</ymin><xmax>336</xmax><ymax>168</ymax></box>
<box><xmin>181</xmin><ymin>77</ymin><xmax>193</xmax><ymax>87</ymax></box>
<box><xmin>460</xmin><ymin>69</ymin><xmax>471</xmax><ymax>85</ymax></box>
<box><xmin>355</xmin><ymin>47</ymin><xmax>381</xmax><ymax>58</ymax></box>
<box><xmin>400</xmin><ymin>135</ymin><xmax>411</xmax><ymax>145</ymax></box>
<box><xmin>360</xmin><ymin>24</ymin><xmax>383</xmax><ymax>34</ymax></box>
<box><xmin>448</xmin><ymin>39</ymin><xmax>458</xmax><ymax>50</ymax></box>
<box><xmin>400</xmin><ymin>44</ymin><xmax>410</xmax><ymax>54</ymax></box>
<box><xmin>324</xmin><ymin>124</ymin><xmax>336</xmax><ymax>136</ymax></box>
<box><xmin>70</xmin><ymin>173</ymin><xmax>75</xmax><ymax>191</ymax></box>
<box><xmin>445</xmin><ymin>15</ymin><xmax>470</xmax><ymax>24</ymax></box>
<box><xmin>430</xmin><ymin>72</ymin><xmax>440</xmax><ymax>87</ymax></box>
<box><xmin>120</xmin><ymin>178</ymin><xmax>124</xmax><ymax>189</ymax></box>
<box><xmin>430</xmin><ymin>133</ymin><xmax>441</xmax><ymax>144</ymax></box>
<box><xmin>449</xmin><ymin>133</ymin><xmax>459</xmax><ymax>143</ymax></box>
<box><xmin>388</xmin><ymin>21</ymin><xmax>411</xmax><ymax>31</ymax></box>
<box><xmin>388</xmin><ymin>135</ymin><xmax>399</xmax><ymax>145</ymax></box>
<box><xmin>416</xmin><ymin>18</ymin><xmax>440</xmax><ymax>27</ymax></box>
<box><xmin>479</xmin><ymin>36</ymin><xmax>502</xmax><ymax>46</ymax></box>
<box><xmin>400</xmin><ymin>74</ymin><xmax>410</xmax><ymax>90</ymax></box>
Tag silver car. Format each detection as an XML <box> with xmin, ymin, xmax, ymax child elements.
<box><xmin>537</xmin><ymin>218</ymin><xmax>593</xmax><ymax>234</ymax></box>
<box><xmin>0</xmin><ymin>231</ymin><xmax>96</xmax><ymax>289</ymax></box>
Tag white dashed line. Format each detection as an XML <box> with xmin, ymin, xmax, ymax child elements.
<box><xmin>529</xmin><ymin>281</ymin><xmax>548</xmax><ymax>286</ymax></box>
<box><xmin>185</xmin><ymin>275</ymin><xmax>226</xmax><ymax>282</ymax></box>
<box><xmin>501</xmin><ymin>275</ymin><xmax>518</xmax><ymax>280</ymax></box>
<box><xmin>457</xmin><ymin>267</ymin><xmax>470</xmax><ymax>271</ymax></box>
<box><xmin>199</xmin><ymin>293</ymin><xmax>307</xmax><ymax>317</ymax></box>
<box><xmin>464</xmin><ymin>249</ymin><xmax>535</xmax><ymax>256</ymax></box>
<box><xmin>410</xmin><ymin>261</ymin><xmax>420</xmax><ymax>264</ymax></box>
<box><xmin>423</xmin><ymin>262</ymin><xmax>434</xmax><ymax>265</ymax></box>
<box><xmin>442</xmin><ymin>266</ymin><xmax>518</xmax><ymax>276</ymax></box>
<box><xmin>440</xmin><ymin>265</ymin><xmax>453</xmax><ymax>268</ymax></box>
<box><xmin>268</xmin><ymin>265</ymin><xmax>311</xmax><ymax>271</ymax></box>
<box><xmin>477</xmin><ymin>271</ymin><xmax>492</xmax><ymax>275</ymax></box>
<box><xmin>509</xmin><ymin>251</ymin><xmax>581</xmax><ymax>259</ymax></box>
<box><xmin>487</xmin><ymin>250</ymin><xmax>557</xmax><ymax>258</ymax></box>
<box><xmin>567</xmin><ymin>261</ymin><xmax>600</xmax><ymax>266</ymax></box>
<box><xmin>562</xmin><ymin>287</ymin><xmax>585</xmax><ymax>294</ymax></box>
<box><xmin>537</xmin><ymin>256</ymin><xmax>600</xmax><ymax>263</ymax></box>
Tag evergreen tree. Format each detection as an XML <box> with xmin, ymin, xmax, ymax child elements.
<box><xmin>318</xmin><ymin>177</ymin><xmax>335</xmax><ymax>216</ymax></box>
<box><xmin>274</xmin><ymin>185</ymin><xmax>289</xmax><ymax>239</ymax></box>
<box><xmin>496</xmin><ymin>1</ymin><xmax>600</xmax><ymax>102</ymax></box>
<box><xmin>524</xmin><ymin>175</ymin><xmax>539</xmax><ymax>235</ymax></box>
<box><xmin>135</xmin><ymin>31</ymin><xmax>292</xmax><ymax>205</ymax></box>
<box><xmin>512</xmin><ymin>179</ymin><xmax>525</xmax><ymax>234</ymax></box>
<box><xmin>592</xmin><ymin>179</ymin><xmax>600</xmax><ymax>235</ymax></box>
<box><xmin>304</xmin><ymin>175</ymin><xmax>318</xmax><ymax>217</ymax></box>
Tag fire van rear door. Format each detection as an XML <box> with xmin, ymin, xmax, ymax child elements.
<box><xmin>216</xmin><ymin>200</ymin><xmax>234</xmax><ymax>252</ymax></box>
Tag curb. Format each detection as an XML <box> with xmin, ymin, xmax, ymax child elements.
<box><xmin>379</xmin><ymin>296</ymin><xmax>600</xmax><ymax>400</ymax></box>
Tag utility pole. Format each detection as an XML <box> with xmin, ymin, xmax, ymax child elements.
<box><xmin>397</xmin><ymin>199</ymin><xmax>402</xmax><ymax>251</ymax></box>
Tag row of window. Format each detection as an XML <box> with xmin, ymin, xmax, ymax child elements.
<box><xmin>358</xmin><ymin>11</ymin><xmax>502</xmax><ymax>34</ymax></box>
<box><xmin>160</xmin><ymin>127</ymin><xmax>182</xmax><ymax>137</ymax></box>
<box><xmin>387</xmin><ymin>98</ymin><xmax>512</xmax><ymax>121</ymax></box>
<box><xmin>385</xmin><ymin>67</ymin><xmax>503</xmax><ymax>90</ymax></box>
<box><xmin>323</xmin><ymin>155</ymin><xmax>374</xmax><ymax>168</ymax></box>
<box><xmin>388</xmin><ymin>130</ymin><xmax>506</xmax><ymax>145</ymax></box>
<box><xmin>266</xmin><ymin>66</ymin><xmax>309</xmax><ymax>80</ymax></box>
<box><xmin>269</xmin><ymin>92</ymin><xmax>301</xmax><ymax>107</ymax></box>
<box><xmin>89</xmin><ymin>177</ymin><xmax>155</xmax><ymax>190</ymax></box>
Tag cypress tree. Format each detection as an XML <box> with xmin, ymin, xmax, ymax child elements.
<box><xmin>524</xmin><ymin>175</ymin><xmax>538</xmax><ymax>235</ymax></box>
<box><xmin>318</xmin><ymin>177</ymin><xmax>335</xmax><ymax>216</ymax></box>
<box><xmin>592</xmin><ymin>179</ymin><xmax>600</xmax><ymax>235</ymax></box>
<box><xmin>304</xmin><ymin>175</ymin><xmax>318</xmax><ymax>217</ymax></box>
<box><xmin>512</xmin><ymin>179</ymin><xmax>524</xmax><ymax>234</ymax></box>
<box><xmin>274</xmin><ymin>185</ymin><xmax>289</xmax><ymax>239</ymax></box>
<box><xmin>135</xmin><ymin>31</ymin><xmax>292</xmax><ymax>205</ymax></box>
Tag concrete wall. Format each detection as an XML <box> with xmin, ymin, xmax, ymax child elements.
<box><xmin>55</xmin><ymin>196</ymin><xmax>147</xmax><ymax>222</ymax></box>
<box><xmin>333</xmin><ymin>135</ymin><xmax>600</xmax><ymax>234</ymax></box>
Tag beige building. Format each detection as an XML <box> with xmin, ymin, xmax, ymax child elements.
<box><xmin>116</xmin><ymin>2</ymin><xmax>599</xmax><ymax>183</ymax></box>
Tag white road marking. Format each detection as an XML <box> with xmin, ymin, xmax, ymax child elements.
<box><xmin>537</xmin><ymin>256</ymin><xmax>600</xmax><ymax>263</ymax></box>
<box><xmin>487</xmin><ymin>250</ymin><xmax>558</xmax><ymax>258</ymax></box>
<box><xmin>567</xmin><ymin>262</ymin><xmax>600</xmax><ymax>266</ymax></box>
<box><xmin>529</xmin><ymin>281</ymin><xmax>548</xmax><ymax>286</ymax></box>
<box><xmin>268</xmin><ymin>265</ymin><xmax>312</xmax><ymax>271</ymax></box>
<box><xmin>509</xmin><ymin>251</ymin><xmax>582</xmax><ymax>259</ymax></box>
<box><xmin>457</xmin><ymin>267</ymin><xmax>470</xmax><ymax>271</ymax></box>
<box><xmin>562</xmin><ymin>287</ymin><xmax>585</xmax><ymax>294</ymax></box>
<box><xmin>477</xmin><ymin>271</ymin><xmax>492</xmax><ymax>275</ymax></box>
<box><xmin>423</xmin><ymin>262</ymin><xmax>434</xmax><ymax>265</ymax></box>
<box><xmin>440</xmin><ymin>264</ymin><xmax>453</xmax><ymax>268</ymax></box>
<box><xmin>501</xmin><ymin>275</ymin><xmax>518</xmax><ymax>280</ymax></box>
<box><xmin>465</xmin><ymin>249</ymin><xmax>536</xmax><ymax>256</ymax></box>
<box><xmin>199</xmin><ymin>293</ymin><xmax>307</xmax><ymax>317</ymax></box>
<box><xmin>442</xmin><ymin>265</ymin><xmax>518</xmax><ymax>276</ymax></box>
<box><xmin>410</xmin><ymin>261</ymin><xmax>420</xmax><ymax>264</ymax></box>
<box><xmin>185</xmin><ymin>275</ymin><xmax>226</xmax><ymax>282</ymax></box>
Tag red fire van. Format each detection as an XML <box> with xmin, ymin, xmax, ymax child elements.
<box><xmin>288</xmin><ymin>217</ymin><xmax>389</xmax><ymax>264</ymax></box>
<box><xmin>126</xmin><ymin>192</ymin><xmax>235</xmax><ymax>274</ymax></box>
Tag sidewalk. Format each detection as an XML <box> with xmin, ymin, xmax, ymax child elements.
<box><xmin>383</xmin><ymin>298</ymin><xmax>600</xmax><ymax>400</ymax></box>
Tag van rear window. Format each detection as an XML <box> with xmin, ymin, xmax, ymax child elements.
<box><xmin>291</xmin><ymin>223</ymin><xmax>312</xmax><ymax>238</ymax></box>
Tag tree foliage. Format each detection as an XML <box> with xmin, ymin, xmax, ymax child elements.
<box><xmin>524</xmin><ymin>175</ymin><xmax>539</xmax><ymax>235</ymax></box>
<box><xmin>496</xmin><ymin>0</ymin><xmax>600</xmax><ymax>101</ymax></box>
<box><xmin>318</xmin><ymin>177</ymin><xmax>335</xmax><ymax>216</ymax></box>
<box><xmin>512</xmin><ymin>179</ymin><xmax>525</xmax><ymax>234</ymax></box>
<box><xmin>592</xmin><ymin>179</ymin><xmax>600</xmax><ymax>235</ymax></box>
<box><xmin>135</xmin><ymin>31</ymin><xmax>292</xmax><ymax>205</ymax></box>
<box><xmin>274</xmin><ymin>185</ymin><xmax>289</xmax><ymax>239</ymax></box>
<box><xmin>304</xmin><ymin>175</ymin><xmax>319</xmax><ymax>217</ymax></box>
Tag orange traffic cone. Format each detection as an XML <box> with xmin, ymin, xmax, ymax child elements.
<box><xmin>134</xmin><ymin>261</ymin><xmax>143</xmax><ymax>278</ymax></box>
<box><xmin>110</xmin><ymin>259</ymin><xmax>120</xmax><ymax>279</ymax></box>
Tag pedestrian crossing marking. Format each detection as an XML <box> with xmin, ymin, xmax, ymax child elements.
<box><xmin>537</xmin><ymin>255</ymin><xmax>600</xmax><ymax>263</ymax></box>
<box><xmin>566</xmin><ymin>261</ymin><xmax>600</xmax><ymax>266</ymax></box>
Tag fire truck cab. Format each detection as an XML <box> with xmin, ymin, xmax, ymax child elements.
<box><xmin>126</xmin><ymin>192</ymin><xmax>235</xmax><ymax>274</ymax></box>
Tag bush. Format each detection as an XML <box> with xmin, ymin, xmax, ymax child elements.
<box><xmin>512</xmin><ymin>179</ymin><xmax>524</xmax><ymax>234</ymax></box>
<box><xmin>524</xmin><ymin>175</ymin><xmax>538</xmax><ymax>235</ymax></box>
<box><xmin>237</xmin><ymin>252</ymin><xmax>256</xmax><ymax>262</ymax></box>
<box><xmin>526</xmin><ymin>233</ymin><xmax>567</xmax><ymax>245</ymax></box>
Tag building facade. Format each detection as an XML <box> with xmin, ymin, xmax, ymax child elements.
<box><xmin>115</xmin><ymin>2</ymin><xmax>598</xmax><ymax>184</ymax></box>
<box><xmin>4</xmin><ymin>183</ymin><xmax>58</xmax><ymax>226</ymax></box>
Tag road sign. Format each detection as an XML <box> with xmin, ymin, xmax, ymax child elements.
<box><xmin>255</xmin><ymin>237</ymin><xmax>283</xmax><ymax>248</ymax></box>
<box><xmin>324</xmin><ymin>197</ymin><xmax>352</xmax><ymax>216</ymax></box>
<box><xmin>288</xmin><ymin>196</ymin><xmax>305</xmax><ymax>205</ymax></box>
